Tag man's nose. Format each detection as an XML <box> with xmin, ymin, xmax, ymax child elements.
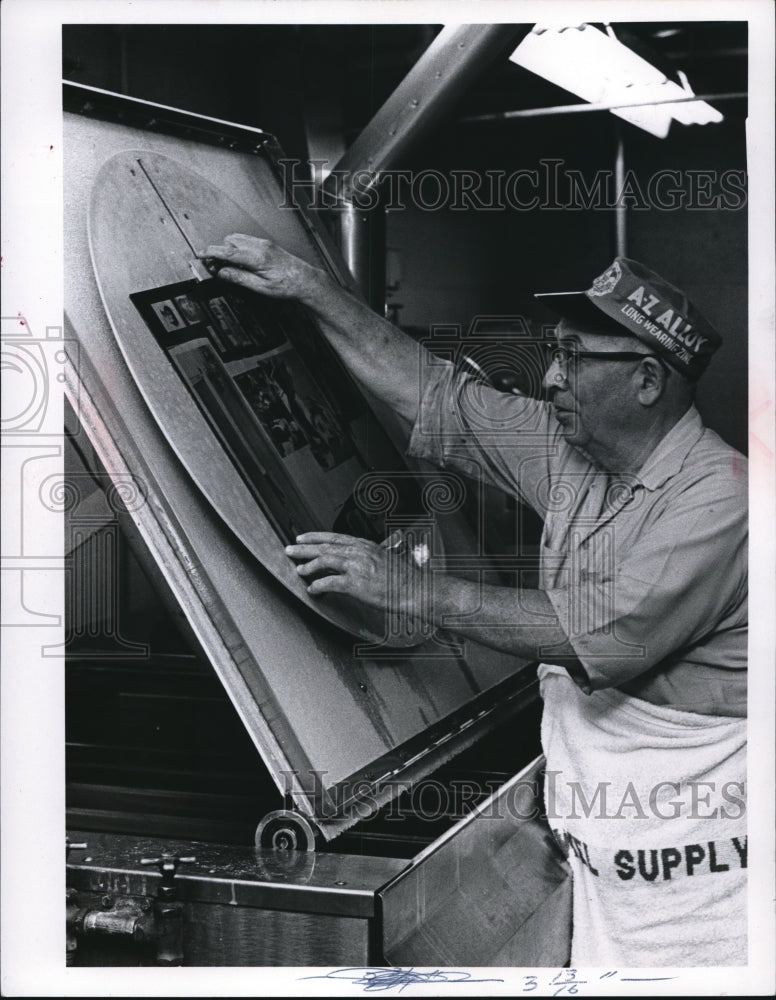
<box><xmin>543</xmin><ymin>357</ymin><xmax>567</xmax><ymax>393</ymax></box>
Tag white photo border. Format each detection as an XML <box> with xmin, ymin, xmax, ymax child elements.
<box><xmin>1</xmin><ymin>1</ymin><xmax>774</xmax><ymax>995</ymax></box>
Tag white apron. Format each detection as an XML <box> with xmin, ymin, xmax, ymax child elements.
<box><xmin>538</xmin><ymin>663</ymin><xmax>747</xmax><ymax>967</ymax></box>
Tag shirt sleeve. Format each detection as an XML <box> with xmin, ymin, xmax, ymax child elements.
<box><xmin>406</xmin><ymin>356</ymin><xmax>578</xmax><ymax>516</ymax></box>
<box><xmin>543</xmin><ymin>471</ymin><xmax>748</xmax><ymax>691</ymax></box>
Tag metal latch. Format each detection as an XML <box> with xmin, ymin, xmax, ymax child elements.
<box><xmin>140</xmin><ymin>852</ymin><xmax>196</xmax><ymax>966</ymax></box>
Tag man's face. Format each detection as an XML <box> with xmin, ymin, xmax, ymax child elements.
<box><xmin>542</xmin><ymin>319</ymin><xmax>651</xmax><ymax>462</ymax></box>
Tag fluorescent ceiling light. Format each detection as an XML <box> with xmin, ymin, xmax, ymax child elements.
<box><xmin>509</xmin><ymin>23</ymin><xmax>724</xmax><ymax>138</ymax></box>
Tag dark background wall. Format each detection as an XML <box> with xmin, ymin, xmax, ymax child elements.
<box><xmin>63</xmin><ymin>21</ymin><xmax>749</xmax><ymax>453</ymax></box>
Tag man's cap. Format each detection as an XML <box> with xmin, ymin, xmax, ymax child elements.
<box><xmin>535</xmin><ymin>257</ymin><xmax>722</xmax><ymax>380</ymax></box>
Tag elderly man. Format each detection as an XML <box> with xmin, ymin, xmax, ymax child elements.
<box><xmin>203</xmin><ymin>235</ymin><xmax>747</xmax><ymax>967</ymax></box>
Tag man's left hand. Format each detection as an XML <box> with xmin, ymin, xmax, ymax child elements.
<box><xmin>285</xmin><ymin>532</ymin><xmax>427</xmax><ymax>618</ymax></box>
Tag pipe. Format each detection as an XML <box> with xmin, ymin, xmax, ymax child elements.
<box><xmin>334</xmin><ymin>200</ymin><xmax>387</xmax><ymax>312</ymax></box>
<box><xmin>614</xmin><ymin>130</ymin><xmax>627</xmax><ymax>257</ymax></box>
<box><xmin>461</xmin><ymin>91</ymin><xmax>746</xmax><ymax>124</ymax></box>
<box><xmin>322</xmin><ymin>24</ymin><xmax>525</xmax><ymax>310</ymax></box>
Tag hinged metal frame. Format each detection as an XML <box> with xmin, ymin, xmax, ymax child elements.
<box><xmin>63</xmin><ymin>82</ymin><xmax>537</xmax><ymax>840</ymax></box>
<box><xmin>63</xmin><ymin>81</ymin><xmax>361</xmax><ymax>298</ymax></box>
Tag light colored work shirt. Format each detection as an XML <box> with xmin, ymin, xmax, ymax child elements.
<box><xmin>407</xmin><ymin>362</ymin><xmax>747</xmax><ymax>718</ymax></box>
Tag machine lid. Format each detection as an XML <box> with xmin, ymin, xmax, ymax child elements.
<box><xmin>88</xmin><ymin>149</ymin><xmax>422</xmax><ymax>647</ymax></box>
<box><xmin>69</xmin><ymin>104</ymin><xmax>535</xmax><ymax>840</ymax></box>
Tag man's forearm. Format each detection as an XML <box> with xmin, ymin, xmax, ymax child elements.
<box><xmin>202</xmin><ymin>234</ymin><xmax>429</xmax><ymax>424</ymax></box>
<box><xmin>286</xmin><ymin>532</ymin><xmax>582</xmax><ymax>667</ymax></box>
<box><xmin>430</xmin><ymin>573</ymin><xmax>580</xmax><ymax>664</ymax></box>
<box><xmin>298</xmin><ymin>270</ymin><xmax>427</xmax><ymax>424</ymax></box>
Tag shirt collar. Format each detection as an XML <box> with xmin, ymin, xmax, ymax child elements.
<box><xmin>636</xmin><ymin>405</ymin><xmax>705</xmax><ymax>491</ymax></box>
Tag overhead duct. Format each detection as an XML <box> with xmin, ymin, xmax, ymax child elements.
<box><xmin>320</xmin><ymin>24</ymin><xmax>527</xmax><ymax>309</ymax></box>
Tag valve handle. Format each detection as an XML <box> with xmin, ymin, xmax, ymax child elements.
<box><xmin>140</xmin><ymin>853</ymin><xmax>197</xmax><ymax>885</ymax></box>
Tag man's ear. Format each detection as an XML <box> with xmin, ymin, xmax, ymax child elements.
<box><xmin>636</xmin><ymin>357</ymin><xmax>666</xmax><ymax>406</ymax></box>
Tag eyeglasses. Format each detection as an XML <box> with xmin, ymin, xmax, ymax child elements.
<box><xmin>543</xmin><ymin>343</ymin><xmax>659</xmax><ymax>377</ymax></box>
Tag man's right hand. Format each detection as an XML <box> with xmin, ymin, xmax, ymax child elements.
<box><xmin>200</xmin><ymin>234</ymin><xmax>329</xmax><ymax>302</ymax></box>
<box><xmin>201</xmin><ymin>231</ymin><xmax>426</xmax><ymax>426</ymax></box>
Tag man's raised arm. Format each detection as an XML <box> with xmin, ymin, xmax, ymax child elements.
<box><xmin>201</xmin><ymin>234</ymin><xmax>426</xmax><ymax>425</ymax></box>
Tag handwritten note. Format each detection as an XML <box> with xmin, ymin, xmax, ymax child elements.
<box><xmin>302</xmin><ymin>968</ymin><xmax>504</xmax><ymax>992</ymax></box>
<box><xmin>301</xmin><ymin>967</ymin><xmax>678</xmax><ymax>995</ymax></box>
